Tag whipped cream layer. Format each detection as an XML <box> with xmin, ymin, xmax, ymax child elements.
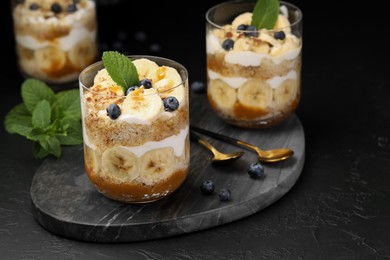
<box><xmin>122</xmin><ymin>126</ymin><xmax>188</xmax><ymax>158</ymax></box>
<box><xmin>208</xmin><ymin>69</ymin><xmax>297</xmax><ymax>89</ymax></box>
<box><xmin>16</xmin><ymin>28</ymin><xmax>96</xmax><ymax>51</ymax></box>
<box><xmin>208</xmin><ymin>70</ymin><xmax>247</xmax><ymax>88</ymax></box>
<box><xmin>84</xmin><ymin>125</ymin><xmax>188</xmax><ymax>158</ymax></box>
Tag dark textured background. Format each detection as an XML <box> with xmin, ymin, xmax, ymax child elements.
<box><xmin>1</xmin><ymin>1</ymin><xmax>390</xmax><ymax>259</ymax></box>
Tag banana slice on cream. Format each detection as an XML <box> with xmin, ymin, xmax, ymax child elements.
<box><xmin>133</xmin><ymin>58</ymin><xmax>159</xmax><ymax>79</ymax></box>
<box><xmin>147</xmin><ymin>66</ymin><xmax>185</xmax><ymax>103</ymax></box>
<box><xmin>232</xmin><ymin>12</ymin><xmax>252</xmax><ymax>29</ymax></box>
<box><xmin>122</xmin><ymin>87</ymin><xmax>164</xmax><ymax>122</ymax></box>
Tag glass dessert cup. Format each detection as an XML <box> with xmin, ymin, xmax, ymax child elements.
<box><xmin>11</xmin><ymin>0</ymin><xmax>99</xmax><ymax>86</ymax></box>
<box><xmin>79</xmin><ymin>55</ymin><xmax>190</xmax><ymax>203</ymax></box>
<box><xmin>206</xmin><ymin>0</ymin><xmax>303</xmax><ymax>129</ymax></box>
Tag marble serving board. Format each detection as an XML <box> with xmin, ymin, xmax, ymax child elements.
<box><xmin>30</xmin><ymin>94</ymin><xmax>305</xmax><ymax>242</ymax></box>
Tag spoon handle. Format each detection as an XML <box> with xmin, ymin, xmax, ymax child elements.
<box><xmin>190</xmin><ymin>125</ymin><xmax>257</xmax><ymax>151</ymax></box>
<box><xmin>190</xmin><ymin>129</ymin><xmax>219</xmax><ymax>156</ymax></box>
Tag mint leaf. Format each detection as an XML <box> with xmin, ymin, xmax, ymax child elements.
<box><xmin>33</xmin><ymin>142</ymin><xmax>50</xmax><ymax>159</ymax></box>
<box><xmin>32</xmin><ymin>100</ymin><xmax>51</xmax><ymax>129</ymax></box>
<box><xmin>54</xmin><ymin>89</ymin><xmax>81</xmax><ymax>120</ymax></box>
<box><xmin>56</xmin><ymin>121</ymin><xmax>83</xmax><ymax>145</ymax></box>
<box><xmin>39</xmin><ymin>135</ymin><xmax>61</xmax><ymax>158</ymax></box>
<box><xmin>4</xmin><ymin>103</ymin><xmax>32</xmax><ymax>136</ymax></box>
<box><xmin>22</xmin><ymin>79</ymin><xmax>55</xmax><ymax>113</ymax></box>
<box><xmin>251</xmin><ymin>0</ymin><xmax>279</xmax><ymax>30</ymax></box>
<box><xmin>102</xmin><ymin>51</ymin><xmax>139</xmax><ymax>92</ymax></box>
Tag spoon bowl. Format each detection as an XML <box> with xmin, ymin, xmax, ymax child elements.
<box><xmin>190</xmin><ymin>130</ymin><xmax>244</xmax><ymax>163</ymax></box>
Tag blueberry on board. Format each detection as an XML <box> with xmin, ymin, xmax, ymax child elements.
<box><xmin>222</xmin><ymin>38</ymin><xmax>235</xmax><ymax>51</ymax></box>
<box><xmin>244</xmin><ymin>26</ymin><xmax>259</xmax><ymax>37</ymax></box>
<box><xmin>163</xmin><ymin>96</ymin><xmax>179</xmax><ymax>111</ymax></box>
<box><xmin>51</xmin><ymin>3</ymin><xmax>62</xmax><ymax>13</ymax></box>
<box><xmin>190</xmin><ymin>81</ymin><xmax>206</xmax><ymax>94</ymax></box>
<box><xmin>236</xmin><ymin>24</ymin><xmax>248</xmax><ymax>32</ymax></box>
<box><xmin>247</xmin><ymin>162</ymin><xmax>265</xmax><ymax>178</ymax></box>
<box><xmin>200</xmin><ymin>180</ymin><xmax>215</xmax><ymax>195</ymax></box>
<box><xmin>219</xmin><ymin>189</ymin><xmax>231</xmax><ymax>202</ymax></box>
<box><xmin>139</xmin><ymin>79</ymin><xmax>152</xmax><ymax>89</ymax></box>
<box><xmin>125</xmin><ymin>86</ymin><xmax>139</xmax><ymax>95</ymax></box>
<box><xmin>106</xmin><ymin>104</ymin><xmax>121</xmax><ymax>120</ymax></box>
<box><xmin>274</xmin><ymin>31</ymin><xmax>286</xmax><ymax>40</ymax></box>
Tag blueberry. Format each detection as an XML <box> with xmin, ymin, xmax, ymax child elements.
<box><xmin>244</xmin><ymin>26</ymin><xmax>259</xmax><ymax>37</ymax></box>
<box><xmin>139</xmin><ymin>79</ymin><xmax>152</xmax><ymax>89</ymax></box>
<box><xmin>236</xmin><ymin>24</ymin><xmax>248</xmax><ymax>32</ymax></box>
<box><xmin>51</xmin><ymin>3</ymin><xmax>62</xmax><ymax>13</ymax></box>
<box><xmin>29</xmin><ymin>3</ymin><xmax>40</xmax><ymax>10</ymax></box>
<box><xmin>106</xmin><ymin>104</ymin><xmax>121</xmax><ymax>120</ymax></box>
<box><xmin>219</xmin><ymin>189</ymin><xmax>231</xmax><ymax>202</ymax></box>
<box><xmin>190</xmin><ymin>81</ymin><xmax>206</xmax><ymax>94</ymax></box>
<box><xmin>274</xmin><ymin>31</ymin><xmax>286</xmax><ymax>40</ymax></box>
<box><xmin>163</xmin><ymin>96</ymin><xmax>179</xmax><ymax>111</ymax></box>
<box><xmin>125</xmin><ymin>86</ymin><xmax>139</xmax><ymax>95</ymax></box>
<box><xmin>66</xmin><ymin>3</ymin><xmax>77</xmax><ymax>13</ymax></box>
<box><xmin>222</xmin><ymin>38</ymin><xmax>234</xmax><ymax>51</ymax></box>
<box><xmin>247</xmin><ymin>162</ymin><xmax>265</xmax><ymax>178</ymax></box>
<box><xmin>200</xmin><ymin>180</ymin><xmax>215</xmax><ymax>195</ymax></box>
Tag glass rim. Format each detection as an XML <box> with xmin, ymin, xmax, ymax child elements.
<box><xmin>205</xmin><ymin>0</ymin><xmax>303</xmax><ymax>32</ymax></box>
<box><xmin>79</xmin><ymin>54</ymin><xmax>188</xmax><ymax>98</ymax></box>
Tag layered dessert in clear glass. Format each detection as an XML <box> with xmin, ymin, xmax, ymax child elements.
<box><xmin>79</xmin><ymin>54</ymin><xmax>189</xmax><ymax>203</ymax></box>
<box><xmin>206</xmin><ymin>1</ymin><xmax>302</xmax><ymax>128</ymax></box>
<box><xmin>12</xmin><ymin>0</ymin><xmax>98</xmax><ymax>84</ymax></box>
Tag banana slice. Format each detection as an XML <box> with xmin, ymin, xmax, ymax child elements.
<box><xmin>272</xmin><ymin>79</ymin><xmax>297</xmax><ymax>109</ymax></box>
<box><xmin>147</xmin><ymin>66</ymin><xmax>184</xmax><ymax>102</ymax></box>
<box><xmin>93</xmin><ymin>68</ymin><xmax>121</xmax><ymax>91</ymax></box>
<box><xmin>122</xmin><ymin>87</ymin><xmax>164</xmax><ymax>122</ymax></box>
<box><xmin>237</xmin><ymin>79</ymin><xmax>272</xmax><ymax>110</ymax></box>
<box><xmin>139</xmin><ymin>147</ymin><xmax>175</xmax><ymax>185</ymax></box>
<box><xmin>34</xmin><ymin>46</ymin><xmax>66</xmax><ymax>72</ymax></box>
<box><xmin>270</xmin><ymin>35</ymin><xmax>300</xmax><ymax>56</ymax></box>
<box><xmin>208</xmin><ymin>79</ymin><xmax>237</xmax><ymax>110</ymax></box>
<box><xmin>101</xmin><ymin>147</ymin><xmax>139</xmax><ymax>183</ymax></box>
<box><xmin>83</xmin><ymin>145</ymin><xmax>102</xmax><ymax>175</ymax></box>
<box><xmin>259</xmin><ymin>32</ymin><xmax>281</xmax><ymax>48</ymax></box>
<box><xmin>133</xmin><ymin>58</ymin><xmax>159</xmax><ymax>79</ymax></box>
<box><xmin>68</xmin><ymin>37</ymin><xmax>97</xmax><ymax>70</ymax></box>
<box><xmin>274</xmin><ymin>14</ymin><xmax>291</xmax><ymax>34</ymax></box>
<box><xmin>233</xmin><ymin>38</ymin><xmax>252</xmax><ymax>52</ymax></box>
<box><xmin>252</xmin><ymin>40</ymin><xmax>270</xmax><ymax>53</ymax></box>
<box><xmin>232</xmin><ymin>12</ymin><xmax>252</xmax><ymax>29</ymax></box>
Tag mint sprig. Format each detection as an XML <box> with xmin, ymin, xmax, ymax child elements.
<box><xmin>251</xmin><ymin>0</ymin><xmax>280</xmax><ymax>30</ymax></box>
<box><xmin>102</xmin><ymin>51</ymin><xmax>139</xmax><ymax>93</ymax></box>
<box><xmin>4</xmin><ymin>79</ymin><xmax>83</xmax><ymax>159</ymax></box>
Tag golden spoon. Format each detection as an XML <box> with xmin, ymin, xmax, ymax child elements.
<box><xmin>190</xmin><ymin>125</ymin><xmax>294</xmax><ymax>163</ymax></box>
<box><xmin>190</xmin><ymin>130</ymin><xmax>244</xmax><ymax>163</ymax></box>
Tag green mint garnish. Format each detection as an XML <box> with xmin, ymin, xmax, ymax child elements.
<box><xmin>251</xmin><ymin>0</ymin><xmax>280</xmax><ymax>30</ymax></box>
<box><xmin>102</xmin><ymin>51</ymin><xmax>139</xmax><ymax>93</ymax></box>
<box><xmin>4</xmin><ymin>78</ymin><xmax>83</xmax><ymax>159</ymax></box>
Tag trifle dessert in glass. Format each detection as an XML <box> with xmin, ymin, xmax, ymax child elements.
<box><xmin>206</xmin><ymin>0</ymin><xmax>302</xmax><ymax>128</ymax></box>
<box><xmin>79</xmin><ymin>52</ymin><xmax>190</xmax><ymax>203</ymax></box>
<box><xmin>12</xmin><ymin>0</ymin><xmax>98</xmax><ymax>85</ymax></box>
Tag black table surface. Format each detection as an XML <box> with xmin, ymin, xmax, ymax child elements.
<box><xmin>1</xmin><ymin>1</ymin><xmax>390</xmax><ymax>259</ymax></box>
